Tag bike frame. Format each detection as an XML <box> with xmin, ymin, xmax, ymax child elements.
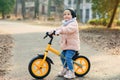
<box><xmin>45</xmin><ymin>44</ymin><xmax>60</xmax><ymax>56</ymax></box>
<box><xmin>39</xmin><ymin>33</ymin><xmax>61</xmax><ymax>67</ymax></box>
<box><xmin>41</xmin><ymin>44</ymin><xmax>60</xmax><ymax>65</ymax></box>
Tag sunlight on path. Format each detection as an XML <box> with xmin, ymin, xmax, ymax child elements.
<box><xmin>0</xmin><ymin>20</ymin><xmax>56</xmax><ymax>34</ymax></box>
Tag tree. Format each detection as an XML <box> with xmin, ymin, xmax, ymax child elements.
<box><xmin>47</xmin><ymin>0</ymin><xmax>51</xmax><ymax>17</ymax></box>
<box><xmin>34</xmin><ymin>0</ymin><xmax>39</xmax><ymax>19</ymax></box>
<box><xmin>21</xmin><ymin>0</ymin><xmax>26</xmax><ymax>19</ymax></box>
<box><xmin>0</xmin><ymin>0</ymin><xmax>15</xmax><ymax>19</ymax></box>
<box><xmin>107</xmin><ymin>0</ymin><xmax>120</xmax><ymax>28</ymax></box>
<box><xmin>92</xmin><ymin>0</ymin><xmax>120</xmax><ymax>28</ymax></box>
<box><xmin>92</xmin><ymin>0</ymin><xmax>116</xmax><ymax>18</ymax></box>
<box><xmin>54</xmin><ymin>0</ymin><xmax>64</xmax><ymax>19</ymax></box>
<box><xmin>76</xmin><ymin>0</ymin><xmax>80</xmax><ymax>21</ymax></box>
<box><xmin>15</xmin><ymin>0</ymin><xmax>18</xmax><ymax>17</ymax></box>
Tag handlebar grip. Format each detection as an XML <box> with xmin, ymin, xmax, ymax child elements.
<box><xmin>43</xmin><ymin>32</ymin><xmax>49</xmax><ymax>39</ymax></box>
<box><xmin>43</xmin><ymin>35</ymin><xmax>47</xmax><ymax>39</ymax></box>
<box><xmin>43</xmin><ymin>31</ymin><xmax>55</xmax><ymax>39</ymax></box>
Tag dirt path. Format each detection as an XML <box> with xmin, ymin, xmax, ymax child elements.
<box><xmin>0</xmin><ymin>31</ymin><xmax>13</xmax><ymax>80</ymax></box>
<box><xmin>0</xmin><ymin>20</ymin><xmax>120</xmax><ymax>80</ymax></box>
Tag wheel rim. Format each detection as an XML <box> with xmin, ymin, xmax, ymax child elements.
<box><xmin>31</xmin><ymin>59</ymin><xmax>49</xmax><ymax>77</ymax></box>
<box><xmin>74</xmin><ymin>57</ymin><xmax>89</xmax><ymax>74</ymax></box>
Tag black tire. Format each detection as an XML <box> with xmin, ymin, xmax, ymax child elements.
<box><xmin>73</xmin><ymin>56</ymin><xmax>90</xmax><ymax>77</ymax></box>
<box><xmin>28</xmin><ymin>56</ymin><xmax>51</xmax><ymax>79</ymax></box>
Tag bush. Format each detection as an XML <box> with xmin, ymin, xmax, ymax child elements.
<box><xmin>116</xmin><ymin>20</ymin><xmax>120</xmax><ymax>26</ymax></box>
<box><xmin>88</xmin><ymin>19</ymin><xmax>99</xmax><ymax>25</ymax></box>
<box><xmin>47</xmin><ymin>17</ymin><xmax>55</xmax><ymax>21</ymax></box>
<box><xmin>6</xmin><ymin>15</ymin><xmax>11</xmax><ymax>19</ymax></box>
<box><xmin>100</xmin><ymin>18</ymin><xmax>108</xmax><ymax>26</ymax></box>
<box><xmin>88</xmin><ymin>18</ymin><xmax>108</xmax><ymax>26</ymax></box>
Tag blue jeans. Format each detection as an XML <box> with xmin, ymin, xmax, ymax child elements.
<box><xmin>60</xmin><ymin>50</ymin><xmax>75</xmax><ymax>71</ymax></box>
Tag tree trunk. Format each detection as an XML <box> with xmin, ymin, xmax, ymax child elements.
<box><xmin>21</xmin><ymin>0</ymin><xmax>26</xmax><ymax>19</ymax></box>
<box><xmin>2</xmin><ymin>11</ymin><xmax>5</xmax><ymax>19</ymax></box>
<box><xmin>34</xmin><ymin>0</ymin><xmax>39</xmax><ymax>19</ymax></box>
<box><xmin>47</xmin><ymin>0</ymin><xmax>51</xmax><ymax>17</ymax></box>
<box><xmin>107</xmin><ymin>0</ymin><xmax>119</xmax><ymax>28</ymax></box>
<box><xmin>15</xmin><ymin>0</ymin><xmax>18</xmax><ymax>17</ymax></box>
<box><xmin>76</xmin><ymin>0</ymin><xmax>80</xmax><ymax>22</ymax></box>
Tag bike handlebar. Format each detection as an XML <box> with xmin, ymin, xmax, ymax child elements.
<box><xmin>43</xmin><ymin>32</ymin><xmax>49</xmax><ymax>39</ymax></box>
<box><xmin>43</xmin><ymin>31</ymin><xmax>55</xmax><ymax>44</ymax></box>
<box><xmin>43</xmin><ymin>31</ymin><xmax>55</xmax><ymax>39</ymax></box>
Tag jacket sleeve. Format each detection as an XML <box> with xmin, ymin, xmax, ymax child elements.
<box><xmin>56</xmin><ymin>22</ymin><xmax>78</xmax><ymax>34</ymax></box>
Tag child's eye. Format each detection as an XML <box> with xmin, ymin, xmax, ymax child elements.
<box><xmin>64</xmin><ymin>14</ymin><xmax>66</xmax><ymax>16</ymax></box>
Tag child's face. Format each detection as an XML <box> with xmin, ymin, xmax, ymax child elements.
<box><xmin>63</xmin><ymin>10</ymin><xmax>72</xmax><ymax>21</ymax></box>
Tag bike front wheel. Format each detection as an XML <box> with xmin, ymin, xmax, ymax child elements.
<box><xmin>28</xmin><ymin>56</ymin><xmax>51</xmax><ymax>79</ymax></box>
<box><xmin>73</xmin><ymin>56</ymin><xmax>90</xmax><ymax>77</ymax></box>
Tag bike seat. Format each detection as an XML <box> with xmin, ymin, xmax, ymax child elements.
<box><xmin>72</xmin><ymin>51</ymin><xmax>79</xmax><ymax>59</ymax></box>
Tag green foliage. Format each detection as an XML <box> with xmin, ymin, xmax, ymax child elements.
<box><xmin>92</xmin><ymin>0</ymin><xmax>116</xmax><ymax>18</ymax></box>
<box><xmin>88</xmin><ymin>19</ymin><xmax>99</xmax><ymax>25</ymax></box>
<box><xmin>88</xmin><ymin>18</ymin><xmax>109</xmax><ymax>26</ymax></box>
<box><xmin>0</xmin><ymin>0</ymin><xmax>15</xmax><ymax>17</ymax></box>
<box><xmin>47</xmin><ymin>17</ymin><xmax>55</xmax><ymax>21</ymax></box>
<box><xmin>116</xmin><ymin>20</ymin><xmax>120</xmax><ymax>26</ymax></box>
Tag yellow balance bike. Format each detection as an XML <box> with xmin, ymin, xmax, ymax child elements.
<box><xmin>28</xmin><ymin>32</ymin><xmax>90</xmax><ymax>79</ymax></box>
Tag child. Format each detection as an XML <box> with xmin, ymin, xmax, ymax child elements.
<box><xmin>50</xmin><ymin>9</ymin><xmax>80</xmax><ymax>79</ymax></box>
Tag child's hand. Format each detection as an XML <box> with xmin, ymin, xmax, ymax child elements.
<box><xmin>48</xmin><ymin>30</ymin><xmax>55</xmax><ymax>35</ymax></box>
<box><xmin>48</xmin><ymin>30</ymin><xmax>60</xmax><ymax>36</ymax></box>
<box><xmin>55</xmin><ymin>30</ymin><xmax>61</xmax><ymax>36</ymax></box>
<box><xmin>48</xmin><ymin>30</ymin><xmax>54</xmax><ymax>35</ymax></box>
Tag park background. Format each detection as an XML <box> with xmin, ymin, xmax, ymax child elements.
<box><xmin>0</xmin><ymin>0</ymin><xmax>120</xmax><ymax>80</ymax></box>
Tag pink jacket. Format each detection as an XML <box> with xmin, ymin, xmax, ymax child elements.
<box><xmin>56</xmin><ymin>20</ymin><xmax>80</xmax><ymax>51</ymax></box>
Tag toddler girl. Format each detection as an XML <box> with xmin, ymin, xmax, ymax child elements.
<box><xmin>51</xmin><ymin>9</ymin><xmax>80</xmax><ymax>79</ymax></box>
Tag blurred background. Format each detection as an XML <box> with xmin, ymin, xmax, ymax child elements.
<box><xmin>0</xmin><ymin>1</ymin><xmax>120</xmax><ymax>80</ymax></box>
<box><xmin>0</xmin><ymin>0</ymin><xmax>120</xmax><ymax>28</ymax></box>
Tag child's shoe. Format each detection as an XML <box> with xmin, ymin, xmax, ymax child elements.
<box><xmin>64</xmin><ymin>70</ymin><xmax>76</xmax><ymax>79</ymax></box>
<box><xmin>58</xmin><ymin>68</ymin><xmax>68</xmax><ymax>77</ymax></box>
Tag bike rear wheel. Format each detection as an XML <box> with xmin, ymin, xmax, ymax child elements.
<box><xmin>28</xmin><ymin>56</ymin><xmax>51</xmax><ymax>79</ymax></box>
<box><xmin>73</xmin><ymin>56</ymin><xmax>90</xmax><ymax>77</ymax></box>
